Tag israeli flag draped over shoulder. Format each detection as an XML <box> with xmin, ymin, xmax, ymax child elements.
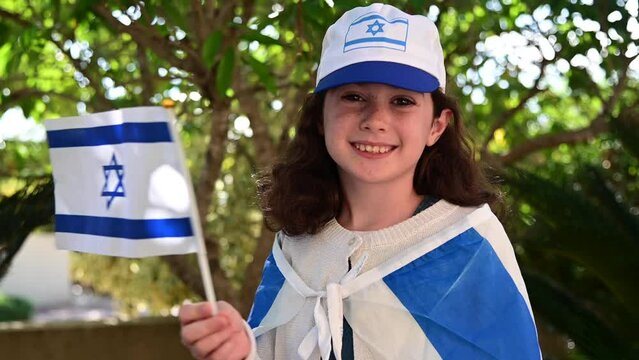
<box><xmin>247</xmin><ymin>205</ymin><xmax>541</xmax><ymax>360</ymax></box>
<box><xmin>45</xmin><ymin>107</ymin><xmax>198</xmax><ymax>258</ymax></box>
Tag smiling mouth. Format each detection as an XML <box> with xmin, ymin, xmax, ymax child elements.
<box><xmin>352</xmin><ymin>142</ymin><xmax>396</xmax><ymax>154</ymax></box>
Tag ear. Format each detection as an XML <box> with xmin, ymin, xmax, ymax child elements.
<box><xmin>426</xmin><ymin>109</ymin><xmax>451</xmax><ymax>146</ymax></box>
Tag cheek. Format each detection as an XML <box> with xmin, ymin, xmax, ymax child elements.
<box><xmin>401</xmin><ymin>126</ymin><xmax>430</xmax><ymax>160</ymax></box>
<box><xmin>324</xmin><ymin>129</ymin><xmax>346</xmax><ymax>159</ymax></box>
<box><xmin>323</xmin><ymin>113</ymin><xmax>350</xmax><ymax>142</ymax></box>
<box><xmin>322</xmin><ymin>119</ymin><xmax>341</xmax><ymax>158</ymax></box>
<box><xmin>402</xmin><ymin>121</ymin><xmax>430</xmax><ymax>145</ymax></box>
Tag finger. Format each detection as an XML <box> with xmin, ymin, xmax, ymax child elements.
<box><xmin>214</xmin><ymin>301</ymin><xmax>238</xmax><ymax>316</ymax></box>
<box><xmin>189</xmin><ymin>324</ymin><xmax>235</xmax><ymax>359</ymax></box>
<box><xmin>210</xmin><ymin>334</ymin><xmax>242</xmax><ymax>360</ymax></box>
<box><xmin>226</xmin><ymin>331</ymin><xmax>252</xmax><ymax>360</ymax></box>
<box><xmin>179</xmin><ymin>302</ymin><xmax>213</xmax><ymax>325</ymax></box>
<box><xmin>215</xmin><ymin>302</ymin><xmax>244</xmax><ymax>331</ymax></box>
<box><xmin>181</xmin><ymin>314</ymin><xmax>230</xmax><ymax>346</ymax></box>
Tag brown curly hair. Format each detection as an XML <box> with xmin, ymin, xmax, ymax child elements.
<box><xmin>257</xmin><ymin>89</ymin><xmax>497</xmax><ymax>236</ymax></box>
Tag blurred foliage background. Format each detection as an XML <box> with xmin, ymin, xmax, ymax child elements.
<box><xmin>0</xmin><ymin>0</ymin><xmax>638</xmax><ymax>358</ymax></box>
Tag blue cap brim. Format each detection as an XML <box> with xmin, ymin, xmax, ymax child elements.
<box><xmin>315</xmin><ymin>61</ymin><xmax>440</xmax><ymax>93</ymax></box>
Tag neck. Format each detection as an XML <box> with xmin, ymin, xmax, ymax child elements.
<box><xmin>337</xmin><ymin>178</ymin><xmax>423</xmax><ymax>231</ymax></box>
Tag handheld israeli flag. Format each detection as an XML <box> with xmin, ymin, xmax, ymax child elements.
<box><xmin>45</xmin><ymin>107</ymin><xmax>199</xmax><ymax>258</ymax></box>
<box><xmin>45</xmin><ymin>106</ymin><xmax>218</xmax><ymax>307</ymax></box>
<box><xmin>343</xmin><ymin>13</ymin><xmax>409</xmax><ymax>52</ymax></box>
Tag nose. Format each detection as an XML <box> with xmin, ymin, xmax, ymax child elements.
<box><xmin>360</xmin><ymin>102</ymin><xmax>389</xmax><ymax>132</ymax></box>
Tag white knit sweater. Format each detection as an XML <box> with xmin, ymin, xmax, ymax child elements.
<box><xmin>245</xmin><ymin>200</ymin><xmax>531</xmax><ymax>359</ymax></box>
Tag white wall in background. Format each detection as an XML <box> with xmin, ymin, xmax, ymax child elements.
<box><xmin>0</xmin><ymin>232</ymin><xmax>70</xmax><ymax>307</ymax></box>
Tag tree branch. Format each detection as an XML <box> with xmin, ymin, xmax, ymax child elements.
<box><xmin>236</xmin><ymin>93</ymin><xmax>276</xmax><ymax>171</ymax></box>
<box><xmin>49</xmin><ymin>36</ymin><xmax>113</xmax><ymax>112</ymax></box>
<box><xmin>136</xmin><ymin>45</ymin><xmax>155</xmax><ymax>105</ymax></box>
<box><xmin>499</xmin><ymin>66</ymin><xmax>629</xmax><ymax>166</ymax></box>
<box><xmin>204</xmin><ymin>0</ymin><xmax>217</xmax><ymax>26</ymax></box>
<box><xmin>215</xmin><ymin>1</ymin><xmax>237</xmax><ymax>29</ymax></box>
<box><xmin>278</xmin><ymin>85</ymin><xmax>310</xmax><ymax>154</ymax></box>
<box><xmin>1</xmin><ymin>5</ymin><xmax>113</xmax><ymax>112</ymax></box>
<box><xmin>162</xmin><ymin>241</ymin><xmax>238</xmax><ymax>304</ymax></box>
<box><xmin>190</xmin><ymin>0</ymin><xmax>208</xmax><ymax>45</ymax></box>
<box><xmin>162</xmin><ymin>255</ymin><xmax>205</xmax><ymax>298</ymax></box>
<box><xmin>91</xmin><ymin>3</ymin><xmax>205</xmax><ymax>79</ymax></box>
<box><xmin>1</xmin><ymin>88</ymin><xmax>82</xmax><ymax>108</ymax></box>
<box><xmin>233</xmin><ymin>139</ymin><xmax>258</xmax><ymax>171</ymax></box>
<box><xmin>234</xmin><ymin>78</ymin><xmax>300</xmax><ymax>99</ymax></box>
<box><xmin>0</xmin><ymin>7</ymin><xmax>109</xmax><ymax>111</ymax></box>
<box><xmin>0</xmin><ymin>75</ymin><xmax>28</xmax><ymax>84</ymax></box>
<box><xmin>499</xmin><ymin>123</ymin><xmax>607</xmax><ymax>165</ymax></box>
<box><xmin>482</xmin><ymin>58</ymin><xmax>549</xmax><ymax>151</ymax></box>
<box><xmin>0</xmin><ymin>7</ymin><xmax>31</xmax><ymax>27</ymax></box>
<box><xmin>238</xmin><ymin>224</ymin><xmax>274</xmax><ymax>316</ymax></box>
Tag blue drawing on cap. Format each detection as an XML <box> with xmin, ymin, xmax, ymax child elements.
<box><xmin>343</xmin><ymin>13</ymin><xmax>409</xmax><ymax>53</ymax></box>
<box><xmin>366</xmin><ymin>20</ymin><xmax>385</xmax><ymax>36</ymax></box>
<box><xmin>101</xmin><ymin>152</ymin><xmax>125</xmax><ymax>209</ymax></box>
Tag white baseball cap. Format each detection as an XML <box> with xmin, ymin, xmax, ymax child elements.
<box><xmin>315</xmin><ymin>3</ymin><xmax>446</xmax><ymax>93</ymax></box>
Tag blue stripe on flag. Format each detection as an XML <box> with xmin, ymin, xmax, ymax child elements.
<box><xmin>344</xmin><ymin>37</ymin><xmax>406</xmax><ymax>47</ymax></box>
<box><xmin>55</xmin><ymin>214</ymin><xmax>193</xmax><ymax>239</ymax></box>
<box><xmin>383</xmin><ymin>228</ymin><xmax>539</xmax><ymax>359</ymax></box>
<box><xmin>247</xmin><ymin>252</ymin><xmax>286</xmax><ymax>329</ymax></box>
<box><xmin>47</xmin><ymin>122</ymin><xmax>172</xmax><ymax>148</ymax></box>
<box><xmin>351</xmin><ymin>14</ymin><xmax>408</xmax><ymax>26</ymax></box>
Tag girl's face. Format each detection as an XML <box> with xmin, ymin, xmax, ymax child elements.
<box><xmin>323</xmin><ymin>83</ymin><xmax>449</xmax><ymax>188</ymax></box>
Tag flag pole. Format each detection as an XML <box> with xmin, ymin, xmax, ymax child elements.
<box><xmin>163</xmin><ymin>99</ymin><xmax>218</xmax><ymax>315</ymax></box>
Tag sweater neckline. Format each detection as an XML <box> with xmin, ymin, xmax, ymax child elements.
<box><xmin>319</xmin><ymin>199</ymin><xmax>461</xmax><ymax>249</ymax></box>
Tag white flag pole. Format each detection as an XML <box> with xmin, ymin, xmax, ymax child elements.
<box><xmin>163</xmin><ymin>100</ymin><xmax>218</xmax><ymax>314</ymax></box>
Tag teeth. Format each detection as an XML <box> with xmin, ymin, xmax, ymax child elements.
<box><xmin>355</xmin><ymin>143</ymin><xmax>392</xmax><ymax>154</ymax></box>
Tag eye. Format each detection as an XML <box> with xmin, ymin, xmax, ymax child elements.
<box><xmin>392</xmin><ymin>96</ymin><xmax>416</xmax><ymax>106</ymax></box>
<box><xmin>341</xmin><ymin>93</ymin><xmax>365</xmax><ymax>102</ymax></box>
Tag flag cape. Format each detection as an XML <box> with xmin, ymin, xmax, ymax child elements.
<box><xmin>247</xmin><ymin>205</ymin><xmax>541</xmax><ymax>360</ymax></box>
<box><xmin>45</xmin><ymin>107</ymin><xmax>198</xmax><ymax>258</ymax></box>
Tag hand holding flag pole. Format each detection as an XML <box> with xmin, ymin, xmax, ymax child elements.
<box><xmin>45</xmin><ymin>104</ymin><xmax>218</xmax><ymax>314</ymax></box>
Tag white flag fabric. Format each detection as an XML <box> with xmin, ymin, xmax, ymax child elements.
<box><xmin>45</xmin><ymin>107</ymin><xmax>198</xmax><ymax>258</ymax></box>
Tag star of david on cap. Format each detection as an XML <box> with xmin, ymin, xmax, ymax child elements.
<box><xmin>366</xmin><ymin>20</ymin><xmax>385</xmax><ymax>35</ymax></box>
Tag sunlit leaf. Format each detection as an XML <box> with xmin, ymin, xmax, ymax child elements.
<box><xmin>242</xmin><ymin>54</ymin><xmax>276</xmax><ymax>94</ymax></box>
<box><xmin>215</xmin><ymin>47</ymin><xmax>235</xmax><ymax>98</ymax></box>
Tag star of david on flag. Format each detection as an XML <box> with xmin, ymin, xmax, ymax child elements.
<box><xmin>102</xmin><ymin>153</ymin><xmax>125</xmax><ymax>209</ymax></box>
<box><xmin>45</xmin><ymin>107</ymin><xmax>200</xmax><ymax>258</ymax></box>
<box><xmin>343</xmin><ymin>13</ymin><xmax>409</xmax><ymax>52</ymax></box>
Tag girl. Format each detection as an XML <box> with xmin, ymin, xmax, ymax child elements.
<box><xmin>180</xmin><ymin>3</ymin><xmax>541</xmax><ymax>360</ymax></box>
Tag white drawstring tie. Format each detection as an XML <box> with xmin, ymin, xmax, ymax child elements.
<box><xmin>296</xmin><ymin>252</ymin><xmax>368</xmax><ymax>360</ymax></box>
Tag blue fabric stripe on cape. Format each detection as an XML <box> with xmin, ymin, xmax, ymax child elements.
<box><xmin>248</xmin><ymin>253</ymin><xmax>286</xmax><ymax>329</ymax></box>
<box><xmin>383</xmin><ymin>228</ymin><xmax>539</xmax><ymax>359</ymax></box>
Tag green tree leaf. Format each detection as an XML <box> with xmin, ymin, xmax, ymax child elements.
<box><xmin>0</xmin><ymin>43</ymin><xmax>11</xmax><ymax>77</ymax></box>
<box><xmin>239</xmin><ymin>29</ymin><xmax>284</xmax><ymax>47</ymax></box>
<box><xmin>215</xmin><ymin>47</ymin><xmax>235</xmax><ymax>97</ymax></box>
<box><xmin>202</xmin><ymin>30</ymin><xmax>223</xmax><ymax>68</ymax></box>
<box><xmin>242</xmin><ymin>54</ymin><xmax>276</xmax><ymax>94</ymax></box>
